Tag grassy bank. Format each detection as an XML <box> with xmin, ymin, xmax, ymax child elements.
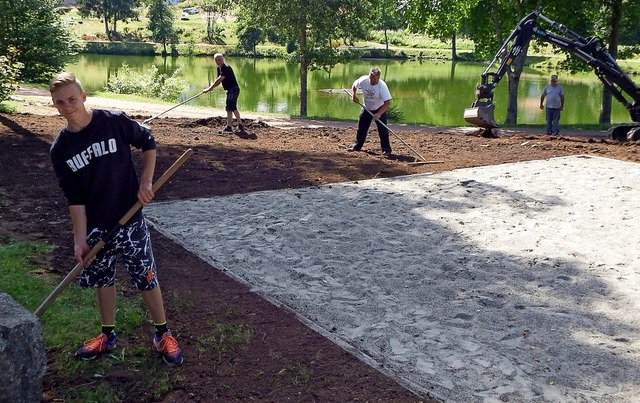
<box><xmin>60</xmin><ymin>6</ymin><xmax>640</xmax><ymax>77</ymax></box>
<box><xmin>0</xmin><ymin>240</ymin><xmax>181</xmax><ymax>401</ymax></box>
<box><xmin>61</xmin><ymin>6</ymin><xmax>475</xmax><ymax>60</ymax></box>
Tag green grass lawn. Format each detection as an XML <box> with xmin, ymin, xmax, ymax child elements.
<box><xmin>60</xmin><ymin>7</ymin><xmax>475</xmax><ymax>57</ymax></box>
<box><xmin>0</xmin><ymin>239</ymin><xmax>177</xmax><ymax>402</ymax></box>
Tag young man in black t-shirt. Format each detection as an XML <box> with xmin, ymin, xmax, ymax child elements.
<box><xmin>49</xmin><ymin>72</ymin><xmax>183</xmax><ymax>366</ymax></box>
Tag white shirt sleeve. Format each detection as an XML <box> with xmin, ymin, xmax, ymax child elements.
<box><xmin>378</xmin><ymin>80</ymin><xmax>392</xmax><ymax>102</ymax></box>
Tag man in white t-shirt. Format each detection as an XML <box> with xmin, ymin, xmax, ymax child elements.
<box><xmin>348</xmin><ymin>67</ymin><xmax>393</xmax><ymax>158</ymax></box>
<box><xmin>540</xmin><ymin>74</ymin><xmax>565</xmax><ymax>135</ymax></box>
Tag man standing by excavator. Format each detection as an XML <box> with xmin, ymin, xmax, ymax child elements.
<box><xmin>540</xmin><ymin>74</ymin><xmax>565</xmax><ymax>135</ymax></box>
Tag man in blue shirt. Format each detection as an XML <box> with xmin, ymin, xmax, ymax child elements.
<box><xmin>540</xmin><ymin>74</ymin><xmax>565</xmax><ymax>135</ymax></box>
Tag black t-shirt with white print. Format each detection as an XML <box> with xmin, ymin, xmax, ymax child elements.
<box><xmin>50</xmin><ymin>109</ymin><xmax>156</xmax><ymax>231</ymax></box>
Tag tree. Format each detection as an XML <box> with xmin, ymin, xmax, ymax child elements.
<box><xmin>468</xmin><ymin>0</ymin><xmax>640</xmax><ymax>126</ymax></box>
<box><xmin>238</xmin><ymin>0</ymin><xmax>376</xmax><ymax>116</ymax></box>
<box><xmin>77</xmin><ymin>0</ymin><xmax>141</xmax><ymax>40</ymax></box>
<box><xmin>598</xmin><ymin>0</ymin><xmax>622</xmax><ymax>125</ymax></box>
<box><xmin>198</xmin><ymin>0</ymin><xmax>232</xmax><ymax>44</ymax></box>
<box><xmin>404</xmin><ymin>0</ymin><xmax>639</xmax><ymax>127</ymax></box>
<box><xmin>0</xmin><ymin>48</ymin><xmax>23</xmax><ymax>102</ymax></box>
<box><xmin>0</xmin><ymin>0</ymin><xmax>76</xmax><ymax>84</ymax></box>
<box><xmin>375</xmin><ymin>5</ymin><xmax>404</xmax><ymax>51</ymax></box>
<box><xmin>591</xmin><ymin>0</ymin><xmax>640</xmax><ymax>125</ymax></box>
<box><xmin>405</xmin><ymin>0</ymin><xmax>527</xmax><ymax>123</ymax></box>
<box><xmin>237</xmin><ymin>26</ymin><xmax>264</xmax><ymax>54</ymax></box>
<box><xmin>401</xmin><ymin>0</ymin><xmax>474</xmax><ymax>61</ymax></box>
<box><xmin>461</xmin><ymin>0</ymin><xmax>602</xmax><ymax>125</ymax></box>
<box><xmin>148</xmin><ymin>0</ymin><xmax>177</xmax><ymax>56</ymax></box>
<box><xmin>619</xmin><ymin>0</ymin><xmax>640</xmax><ymax>46</ymax></box>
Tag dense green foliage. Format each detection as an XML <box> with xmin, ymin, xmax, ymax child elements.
<box><xmin>2</xmin><ymin>0</ymin><xmax>638</xmax><ymax>118</ymax></box>
<box><xmin>0</xmin><ymin>0</ymin><xmax>76</xmax><ymax>84</ymax></box>
<box><xmin>401</xmin><ymin>0</ymin><xmax>471</xmax><ymax>60</ymax></box>
<box><xmin>401</xmin><ymin>0</ymin><xmax>639</xmax><ymax>60</ymax></box>
<box><xmin>237</xmin><ymin>24</ymin><xmax>264</xmax><ymax>54</ymax></box>
<box><xmin>0</xmin><ymin>48</ymin><xmax>23</xmax><ymax>102</ymax></box>
<box><xmin>105</xmin><ymin>62</ymin><xmax>188</xmax><ymax>101</ymax></box>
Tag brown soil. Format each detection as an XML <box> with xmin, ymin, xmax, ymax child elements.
<box><xmin>1</xmin><ymin>104</ymin><xmax>639</xmax><ymax>402</ymax></box>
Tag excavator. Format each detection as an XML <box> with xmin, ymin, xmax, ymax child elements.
<box><xmin>463</xmin><ymin>10</ymin><xmax>640</xmax><ymax>141</ymax></box>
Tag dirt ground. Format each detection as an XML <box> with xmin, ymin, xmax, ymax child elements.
<box><xmin>1</xmin><ymin>100</ymin><xmax>639</xmax><ymax>402</ymax></box>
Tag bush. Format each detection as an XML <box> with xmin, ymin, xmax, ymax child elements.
<box><xmin>106</xmin><ymin>63</ymin><xmax>188</xmax><ymax>101</ymax></box>
<box><xmin>0</xmin><ymin>47</ymin><xmax>24</xmax><ymax>102</ymax></box>
<box><xmin>387</xmin><ymin>105</ymin><xmax>404</xmax><ymax>123</ymax></box>
<box><xmin>80</xmin><ymin>41</ymin><xmax>157</xmax><ymax>55</ymax></box>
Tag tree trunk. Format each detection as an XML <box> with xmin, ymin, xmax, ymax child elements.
<box><xmin>599</xmin><ymin>0</ymin><xmax>622</xmax><ymax>125</ymax></box>
<box><xmin>504</xmin><ymin>43</ymin><xmax>529</xmax><ymax>125</ymax></box>
<box><xmin>104</xmin><ymin>17</ymin><xmax>110</xmax><ymax>40</ymax></box>
<box><xmin>490</xmin><ymin>0</ymin><xmax>503</xmax><ymax>44</ymax></box>
<box><xmin>451</xmin><ymin>32</ymin><xmax>458</xmax><ymax>61</ymax></box>
<box><xmin>299</xmin><ymin>29</ymin><xmax>308</xmax><ymax>117</ymax></box>
<box><xmin>600</xmin><ymin>89</ymin><xmax>613</xmax><ymax>125</ymax></box>
<box><xmin>384</xmin><ymin>29</ymin><xmax>389</xmax><ymax>51</ymax></box>
<box><xmin>503</xmin><ymin>8</ymin><xmax>532</xmax><ymax>125</ymax></box>
<box><xmin>300</xmin><ymin>62</ymin><xmax>308</xmax><ymax>117</ymax></box>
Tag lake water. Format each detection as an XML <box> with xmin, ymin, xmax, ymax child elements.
<box><xmin>67</xmin><ymin>54</ymin><xmax>634</xmax><ymax>126</ymax></box>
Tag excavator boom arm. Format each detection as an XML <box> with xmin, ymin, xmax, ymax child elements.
<box><xmin>464</xmin><ymin>10</ymin><xmax>640</xmax><ymax>134</ymax></box>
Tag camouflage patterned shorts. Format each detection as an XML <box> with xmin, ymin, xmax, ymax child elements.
<box><xmin>79</xmin><ymin>217</ymin><xmax>158</xmax><ymax>290</ymax></box>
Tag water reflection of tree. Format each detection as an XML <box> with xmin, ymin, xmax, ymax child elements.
<box><xmin>237</xmin><ymin>0</ymin><xmax>375</xmax><ymax>117</ymax></box>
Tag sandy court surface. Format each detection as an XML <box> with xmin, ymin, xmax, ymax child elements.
<box><xmin>145</xmin><ymin>155</ymin><xmax>639</xmax><ymax>402</ymax></box>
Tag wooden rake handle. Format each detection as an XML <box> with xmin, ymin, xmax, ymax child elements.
<box><xmin>34</xmin><ymin>148</ymin><xmax>194</xmax><ymax>317</ymax></box>
<box><xmin>342</xmin><ymin>89</ymin><xmax>429</xmax><ymax>163</ymax></box>
<box><xmin>142</xmin><ymin>91</ymin><xmax>205</xmax><ymax>126</ymax></box>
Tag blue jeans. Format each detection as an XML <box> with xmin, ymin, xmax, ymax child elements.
<box><xmin>545</xmin><ymin>108</ymin><xmax>561</xmax><ymax>134</ymax></box>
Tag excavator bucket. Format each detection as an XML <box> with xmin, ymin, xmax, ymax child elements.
<box><xmin>464</xmin><ymin>101</ymin><xmax>499</xmax><ymax>129</ymax></box>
